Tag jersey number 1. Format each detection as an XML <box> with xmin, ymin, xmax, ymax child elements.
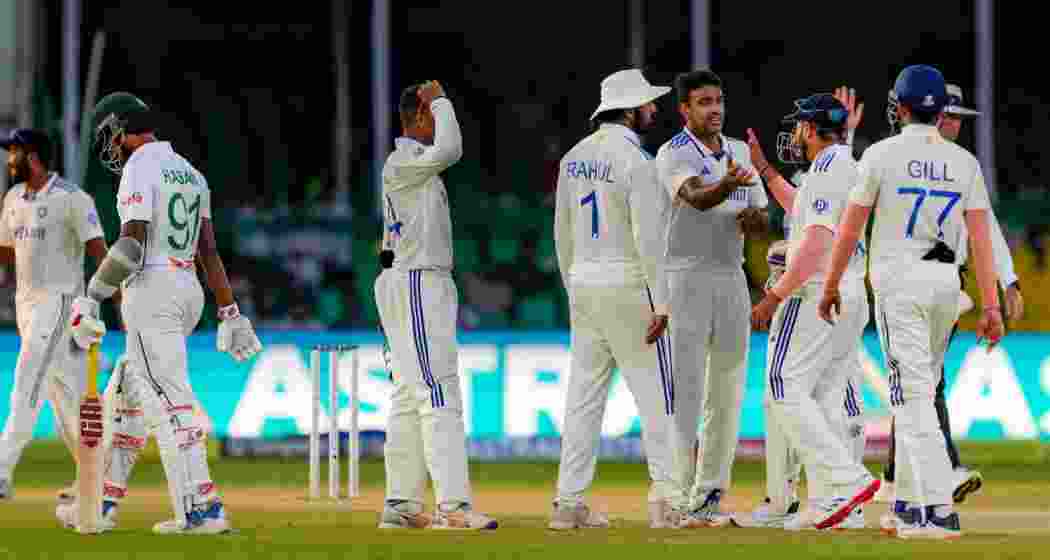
<box><xmin>168</xmin><ymin>192</ymin><xmax>202</xmax><ymax>251</ymax></box>
<box><xmin>897</xmin><ymin>187</ymin><xmax>961</xmax><ymax>239</ymax></box>
<box><xmin>580</xmin><ymin>191</ymin><xmax>599</xmax><ymax>239</ymax></box>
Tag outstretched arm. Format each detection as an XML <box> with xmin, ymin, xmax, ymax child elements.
<box><xmin>677</xmin><ymin>163</ymin><xmax>755</xmax><ymax>211</ymax></box>
<box><xmin>746</xmin><ymin>128</ymin><xmax>797</xmax><ymax>211</ymax></box>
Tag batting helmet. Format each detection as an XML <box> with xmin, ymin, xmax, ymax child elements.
<box><xmin>777</xmin><ymin>93</ymin><xmax>848</xmax><ymax>164</ymax></box>
<box><xmin>89</xmin><ymin>92</ymin><xmax>153</xmax><ymax>175</ymax></box>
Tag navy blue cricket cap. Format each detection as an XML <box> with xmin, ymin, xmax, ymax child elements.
<box><xmin>0</xmin><ymin>128</ymin><xmax>52</xmax><ymax>163</ymax></box>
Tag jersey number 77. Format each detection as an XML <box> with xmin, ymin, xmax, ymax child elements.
<box><xmin>897</xmin><ymin>187</ymin><xmax>961</xmax><ymax>239</ymax></box>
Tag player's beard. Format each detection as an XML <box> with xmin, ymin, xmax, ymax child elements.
<box><xmin>632</xmin><ymin>110</ymin><xmax>654</xmax><ymax>135</ymax></box>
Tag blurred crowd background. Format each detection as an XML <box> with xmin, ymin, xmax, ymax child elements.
<box><xmin>1</xmin><ymin>1</ymin><xmax>1047</xmax><ymax>332</ymax></box>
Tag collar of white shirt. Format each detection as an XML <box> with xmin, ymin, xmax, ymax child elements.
<box><xmin>599</xmin><ymin>122</ymin><xmax>642</xmax><ymax>147</ymax></box>
<box><xmin>394</xmin><ymin>136</ymin><xmax>425</xmax><ymax>153</ymax></box>
<box><xmin>124</xmin><ymin>140</ymin><xmax>173</xmax><ymax>168</ymax></box>
<box><xmin>682</xmin><ymin>127</ymin><xmax>732</xmax><ymax>161</ymax></box>
<box><xmin>19</xmin><ymin>172</ymin><xmax>58</xmax><ymax>200</ymax></box>
<box><xmin>900</xmin><ymin>123</ymin><xmax>940</xmax><ymax>137</ymax></box>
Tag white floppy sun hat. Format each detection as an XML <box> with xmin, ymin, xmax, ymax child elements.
<box><xmin>591</xmin><ymin>69</ymin><xmax>671</xmax><ymax>120</ymax></box>
<box><xmin>944</xmin><ymin>83</ymin><xmax>980</xmax><ymax>117</ymax></box>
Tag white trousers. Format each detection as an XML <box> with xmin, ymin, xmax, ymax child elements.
<box><xmin>765</xmin><ymin>289</ymin><xmax>871</xmax><ymax>504</ymax></box>
<box><xmin>555</xmin><ymin>283</ymin><xmax>675</xmax><ymax>506</ymax></box>
<box><xmin>375</xmin><ymin>269</ymin><xmax>471</xmax><ymax>508</ymax></box>
<box><xmin>874</xmin><ymin>262</ymin><xmax>958</xmax><ymax>507</ymax></box>
<box><xmin>764</xmin><ymin>300</ymin><xmax>868</xmax><ymax>510</ymax></box>
<box><xmin>666</xmin><ymin>266</ymin><xmax>749</xmax><ymax>508</ymax></box>
<box><xmin>0</xmin><ymin>295</ymin><xmax>81</xmax><ymax>482</ymax></box>
<box><xmin>121</xmin><ymin>267</ymin><xmax>217</xmax><ymax>519</ymax></box>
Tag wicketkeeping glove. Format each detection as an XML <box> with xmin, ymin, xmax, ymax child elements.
<box><xmin>70</xmin><ymin>296</ymin><xmax>106</xmax><ymax>349</ymax></box>
<box><xmin>765</xmin><ymin>240</ymin><xmax>789</xmax><ymax>293</ymax></box>
<box><xmin>216</xmin><ymin>303</ymin><xmax>263</xmax><ymax>362</ymax></box>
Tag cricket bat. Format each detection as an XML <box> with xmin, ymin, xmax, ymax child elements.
<box><xmin>76</xmin><ymin>343</ymin><xmax>104</xmax><ymax>534</ymax></box>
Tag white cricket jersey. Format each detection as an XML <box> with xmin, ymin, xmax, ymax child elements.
<box><xmin>117</xmin><ymin>141</ymin><xmax>212</xmax><ymax>269</ymax></box>
<box><xmin>554</xmin><ymin>124</ymin><xmax>668</xmax><ymax>306</ymax></box>
<box><xmin>787</xmin><ymin>144</ymin><xmax>867</xmax><ymax>291</ymax></box>
<box><xmin>381</xmin><ymin>98</ymin><xmax>462</xmax><ymax>272</ymax></box>
<box><xmin>0</xmin><ymin>173</ymin><xmax>104</xmax><ymax>302</ymax></box>
<box><xmin>849</xmin><ymin>123</ymin><xmax>991</xmax><ymax>288</ymax></box>
<box><xmin>655</xmin><ymin>127</ymin><xmax>768</xmax><ymax>270</ymax></box>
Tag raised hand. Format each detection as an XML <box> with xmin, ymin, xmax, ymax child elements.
<box><xmin>746</xmin><ymin>128</ymin><xmax>772</xmax><ymax>176</ymax></box>
<box><xmin>833</xmin><ymin>86</ymin><xmax>865</xmax><ymax>132</ymax></box>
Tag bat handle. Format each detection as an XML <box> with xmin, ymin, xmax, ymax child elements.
<box><xmin>86</xmin><ymin>344</ymin><xmax>100</xmax><ymax>397</ymax></box>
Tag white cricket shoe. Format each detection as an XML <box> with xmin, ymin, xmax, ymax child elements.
<box><xmin>152</xmin><ymin>500</ymin><xmax>231</xmax><ymax>535</ymax></box>
<box><xmin>899</xmin><ymin>510</ymin><xmax>962</xmax><ymax>540</ymax></box>
<box><xmin>679</xmin><ymin>489</ymin><xmax>732</xmax><ymax>528</ymax></box>
<box><xmin>0</xmin><ymin>479</ymin><xmax>12</xmax><ymax>500</ymax></box>
<box><xmin>785</xmin><ymin>477</ymin><xmax>879</xmax><ymax>533</ymax></box>
<box><xmin>811</xmin><ymin>478</ymin><xmax>880</xmax><ymax>530</ymax></box>
<box><xmin>784</xmin><ymin>498</ymin><xmax>848</xmax><ymax>531</ymax></box>
<box><xmin>549</xmin><ymin>501</ymin><xmax>609</xmax><ymax>530</ymax></box>
<box><xmin>430</xmin><ymin>503</ymin><xmax>498</xmax><ymax>530</ymax></box>
<box><xmin>731</xmin><ymin>497</ymin><xmax>800</xmax><ymax>528</ymax></box>
<box><xmin>648</xmin><ymin>499</ymin><xmax>679</xmax><ymax>529</ymax></box>
<box><xmin>56</xmin><ymin>499</ymin><xmax>119</xmax><ymax>533</ymax></box>
<box><xmin>377</xmin><ymin>501</ymin><xmax>431</xmax><ymax>529</ymax></box>
<box><xmin>834</xmin><ymin>507</ymin><xmax>866</xmax><ymax>530</ymax></box>
<box><xmin>873</xmin><ymin>478</ymin><xmax>895</xmax><ymax>503</ymax></box>
<box><xmin>951</xmin><ymin>467</ymin><xmax>983</xmax><ymax>504</ymax></box>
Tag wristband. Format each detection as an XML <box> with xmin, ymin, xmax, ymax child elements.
<box><xmin>218</xmin><ymin>303</ymin><xmax>241</xmax><ymax>321</ymax></box>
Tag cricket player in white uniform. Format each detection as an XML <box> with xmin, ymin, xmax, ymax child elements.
<box><xmin>551</xmin><ymin>69</ymin><xmax>676</xmax><ymax>529</ymax></box>
<box><xmin>654</xmin><ymin>69</ymin><xmax>768</xmax><ymax>527</ymax></box>
<box><xmin>0</xmin><ymin>129</ymin><xmax>108</xmax><ymax>499</ymax></box>
<box><xmin>876</xmin><ymin>83</ymin><xmax>1021</xmax><ymax>507</ymax></box>
<box><xmin>819</xmin><ymin>65</ymin><xmax>1005</xmax><ymax>540</ymax></box>
<box><xmin>60</xmin><ymin>91</ymin><xmax>263</xmax><ymax>535</ymax></box>
<box><xmin>374</xmin><ymin>80</ymin><xmax>496</xmax><ymax>530</ymax></box>
<box><xmin>736</xmin><ymin>88</ymin><xmax>871</xmax><ymax>530</ymax></box>
<box><xmin>740</xmin><ymin>94</ymin><xmax>880</xmax><ymax>530</ymax></box>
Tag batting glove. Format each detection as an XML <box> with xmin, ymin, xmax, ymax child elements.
<box><xmin>70</xmin><ymin>296</ymin><xmax>106</xmax><ymax>350</ymax></box>
<box><xmin>217</xmin><ymin>303</ymin><xmax>263</xmax><ymax>362</ymax></box>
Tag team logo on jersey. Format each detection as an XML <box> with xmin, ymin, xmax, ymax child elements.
<box><xmin>37</xmin><ymin>207</ymin><xmax>47</xmax><ymax>219</ymax></box>
<box><xmin>813</xmin><ymin>198</ymin><xmax>830</xmax><ymax>215</ymax></box>
<box><xmin>923</xmin><ymin>94</ymin><xmax>935</xmax><ymax>107</ymax></box>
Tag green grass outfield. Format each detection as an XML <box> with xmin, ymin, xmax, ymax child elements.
<box><xmin>1</xmin><ymin>440</ymin><xmax>1047</xmax><ymax>558</ymax></box>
